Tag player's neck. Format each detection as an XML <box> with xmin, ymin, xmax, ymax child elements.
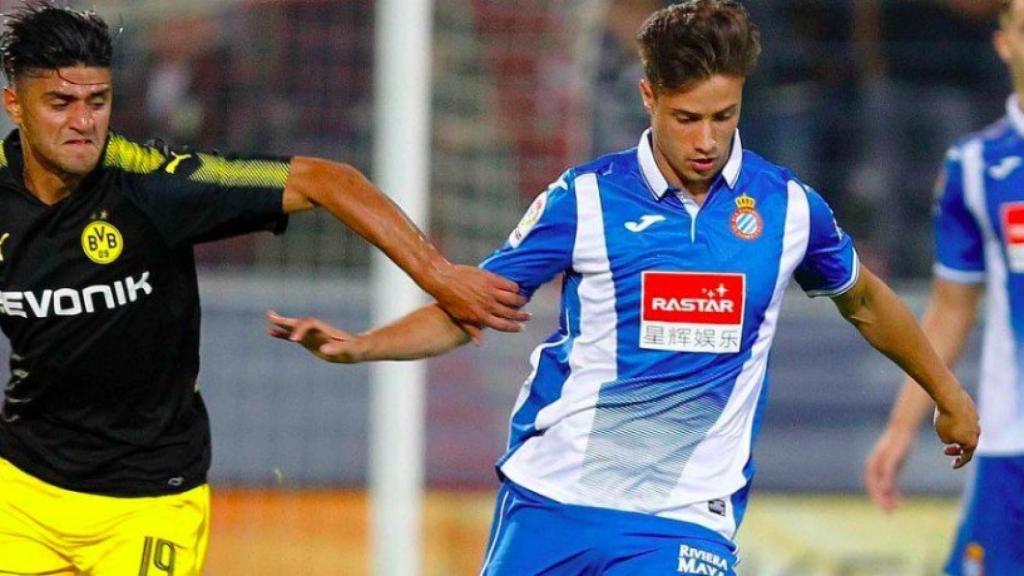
<box><xmin>20</xmin><ymin>141</ymin><xmax>81</xmax><ymax>206</ymax></box>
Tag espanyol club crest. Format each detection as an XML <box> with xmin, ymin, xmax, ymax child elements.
<box><xmin>729</xmin><ymin>194</ymin><xmax>762</xmax><ymax>240</ymax></box>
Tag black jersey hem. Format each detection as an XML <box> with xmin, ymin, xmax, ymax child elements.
<box><xmin>0</xmin><ymin>449</ymin><xmax>208</xmax><ymax>497</ymax></box>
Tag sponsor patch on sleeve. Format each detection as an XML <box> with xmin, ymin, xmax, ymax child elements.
<box><xmin>508</xmin><ymin>191</ymin><xmax>548</xmax><ymax>248</ymax></box>
<box><xmin>640</xmin><ymin>272</ymin><xmax>745</xmax><ymax>353</ymax></box>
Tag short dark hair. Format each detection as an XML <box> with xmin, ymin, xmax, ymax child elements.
<box><xmin>637</xmin><ymin>0</ymin><xmax>761</xmax><ymax>93</ymax></box>
<box><xmin>1</xmin><ymin>2</ymin><xmax>113</xmax><ymax>84</ymax></box>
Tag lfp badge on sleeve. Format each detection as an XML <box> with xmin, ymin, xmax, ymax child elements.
<box><xmin>639</xmin><ymin>272</ymin><xmax>745</xmax><ymax>354</ymax></box>
<box><xmin>1002</xmin><ymin>202</ymin><xmax>1024</xmax><ymax>273</ymax></box>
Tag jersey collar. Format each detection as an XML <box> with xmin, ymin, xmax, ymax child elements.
<box><xmin>637</xmin><ymin>128</ymin><xmax>743</xmax><ymax>199</ymax></box>
<box><xmin>1008</xmin><ymin>94</ymin><xmax>1024</xmax><ymax>138</ymax></box>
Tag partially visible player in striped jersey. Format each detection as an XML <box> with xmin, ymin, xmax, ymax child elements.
<box><xmin>272</xmin><ymin>2</ymin><xmax>980</xmax><ymax>574</ymax></box>
<box><xmin>865</xmin><ymin>1</ymin><xmax>1024</xmax><ymax>574</ymax></box>
<box><xmin>0</xmin><ymin>3</ymin><xmax>529</xmax><ymax>575</ymax></box>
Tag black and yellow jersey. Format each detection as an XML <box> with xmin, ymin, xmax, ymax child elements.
<box><xmin>0</xmin><ymin>131</ymin><xmax>290</xmax><ymax>496</ymax></box>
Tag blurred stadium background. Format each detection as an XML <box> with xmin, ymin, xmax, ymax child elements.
<box><xmin>0</xmin><ymin>0</ymin><xmax>1009</xmax><ymax>574</ymax></box>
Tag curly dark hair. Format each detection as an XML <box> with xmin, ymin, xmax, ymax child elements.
<box><xmin>637</xmin><ymin>0</ymin><xmax>761</xmax><ymax>93</ymax></box>
<box><xmin>1</xmin><ymin>1</ymin><xmax>113</xmax><ymax>83</ymax></box>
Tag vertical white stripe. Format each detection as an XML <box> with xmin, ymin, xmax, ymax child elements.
<box><xmin>505</xmin><ymin>310</ymin><xmax>571</xmax><ymax>449</ymax></box>
<box><xmin>500</xmin><ymin>173</ymin><xmax>620</xmax><ymax>502</ymax></box>
<box><xmin>478</xmin><ymin>488</ymin><xmax>514</xmax><ymax>576</ymax></box>
<box><xmin>664</xmin><ymin>180</ymin><xmax>810</xmax><ymax>539</ymax></box>
<box><xmin>962</xmin><ymin>140</ymin><xmax>1022</xmax><ymax>453</ymax></box>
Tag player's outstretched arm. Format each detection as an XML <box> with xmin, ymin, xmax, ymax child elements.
<box><xmin>266</xmin><ymin>304</ymin><xmax>471</xmax><ymax>364</ymax></box>
<box><xmin>863</xmin><ymin>278</ymin><xmax>983</xmax><ymax>512</ymax></box>
<box><xmin>831</xmin><ymin>265</ymin><xmax>980</xmax><ymax>469</ymax></box>
<box><xmin>281</xmin><ymin>157</ymin><xmax>528</xmax><ymax>334</ymax></box>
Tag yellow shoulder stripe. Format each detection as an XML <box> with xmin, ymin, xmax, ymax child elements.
<box><xmin>0</xmin><ymin>141</ymin><xmax>7</xmax><ymax>169</ymax></box>
<box><xmin>103</xmin><ymin>135</ymin><xmax>166</xmax><ymax>174</ymax></box>
<box><xmin>189</xmin><ymin>154</ymin><xmax>290</xmax><ymax>189</ymax></box>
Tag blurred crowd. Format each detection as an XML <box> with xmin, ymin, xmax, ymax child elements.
<box><xmin>93</xmin><ymin>0</ymin><xmax>1008</xmax><ymax>278</ymax></box>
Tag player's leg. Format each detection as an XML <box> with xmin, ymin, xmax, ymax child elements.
<box><xmin>944</xmin><ymin>455</ymin><xmax>1024</xmax><ymax>576</ymax></box>
<box><xmin>76</xmin><ymin>484</ymin><xmax>210</xmax><ymax>576</ymax></box>
<box><xmin>478</xmin><ymin>481</ymin><xmax>600</xmax><ymax>576</ymax></box>
<box><xmin>0</xmin><ymin>458</ymin><xmax>77</xmax><ymax>576</ymax></box>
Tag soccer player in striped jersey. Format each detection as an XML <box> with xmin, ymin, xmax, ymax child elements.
<box><xmin>272</xmin><ymin>1</ymin><xmax>980</xmax><ymax>574</ymax></box>
<box><xmin>865</xmin><ymin>1</ymin><xmax>1024</xmax><ymax>574</ymax></box>
<box><xmin>0</xmin><ymin>3</ymin><xmax>527</xmax><ymax>575</ymax></box>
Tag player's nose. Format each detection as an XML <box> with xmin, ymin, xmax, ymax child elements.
<box><xmin>694</xmin><ymin>122</ymin><xmax>715</xmax><ymax>154</ymax></box>
<box><xmin>67</xmin><ymin>103</ymin><xmax>96</xmax><ymax>132</ymax></box>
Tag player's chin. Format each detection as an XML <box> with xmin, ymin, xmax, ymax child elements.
<box><xmin>55</xmin><ymin>145</ymin><xmax>100</xmax><ymax>170</ymax></box>
<box><xmin>59</xmin><ymin>157</ymin><xmax>100</xmax><ymax>177</ymax></box>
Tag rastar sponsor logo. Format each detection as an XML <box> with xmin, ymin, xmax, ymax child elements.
<box><xmin>640</xmin><ymin>272</ymin><xmax>745</xmax><ymax>354</ymax></box>
<box><xmin>0</xmin><ymin>271</ymin><xmax>153</xmax><ymax>319</ymax></box>
<box><xmin>650</xmin><ymin>295</ymin><xmax>735</xmax><ymax>314</ymax></box>
<box><xmin>677</xmin><ymin>544</ymin><xmax>730</xmax><ymax>575</ymax></box>
<box><xmin>1002</xmin><ymin>202</ymin><xmax>1024</xmax><ymax>272</ymax></box>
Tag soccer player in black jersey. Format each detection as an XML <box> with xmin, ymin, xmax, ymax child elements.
<box><xmin>0</xmin><ymin>3</ymin><xmax>527</xmax><ymax>575</ymax></box>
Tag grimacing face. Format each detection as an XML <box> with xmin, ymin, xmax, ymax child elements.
<box><xmin>640</xmin><ymin>74</ymin><xmax>743</xmax><ymax>197</ymax></box>
<box><xmin>3</xmin><ymin>66</ymin><xmax>112</xmax><ymax>178</ymax></box>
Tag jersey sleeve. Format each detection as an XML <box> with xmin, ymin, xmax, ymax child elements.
<box><xmin>933</xmin><ymin>147</ymin><xmax>985</xmax><ymax>284</ymax></box>
<box><xmin>112</xmin><ymin>137</ymin><xmax>290</xmax><ymax>248</ymax></box>
<box><xmin>479</xmin><ymin>172</ymin><xmax>578</xmax><ymax>299</ymax></box>
<box><xmin>793</xmin><ymin>185</ymin><xmax>860</xmax><ymax>298</ymax></box>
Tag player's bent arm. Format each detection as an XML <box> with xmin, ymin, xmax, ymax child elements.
<box><xmin>863</xmin><ymin>278</ymin><xmax>983</xmax><ymax>509</ymax></box>
<box><xmin>832</xmin><ymin>265</ymin><xmax>980</xmax><ymax>467</ymax></box>
<box><xmin>353</xmin><ymin>304</ymin><xmax>472</xmax><ymax>362</ymax></box>
<box><xmin>267</xmin><ymin>305</ymin><xmax>470</xmax><ymax>363</ymax></box>
<box><xmin>883</xmin><ymin>279</ymin><xmax>984</xmax><ymax>437</ymax></box>
<box><xmin>281</xmin><ymin>157</ymin><xmax>528</xmax><ymax>333</ymax></box>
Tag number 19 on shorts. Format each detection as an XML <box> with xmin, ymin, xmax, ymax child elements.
<box><xmin>138</xmin><ymin>537</ymin><xmax>176</xmax><ymax>575</ymax></box>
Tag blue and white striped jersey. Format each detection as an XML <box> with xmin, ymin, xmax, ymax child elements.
<box><xmin>934</xmin><ymin>95</ymin><xmax>1024</xmax><ymax>456</ymax></box>
<box><xmin>481</xmin><ymin>130</ymin><xmax>859</xmax><ymax>541</ymax></box>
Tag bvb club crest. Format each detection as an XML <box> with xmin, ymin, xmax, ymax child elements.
<box><xmin>81</xmin><ymin>211</ymin><xmax>124</xmax><ymax>265</ymax></box>
<box><xmin>730</xmin><ymin>194</ymin><xmax>763</xmax><ymax>240</ymax></box>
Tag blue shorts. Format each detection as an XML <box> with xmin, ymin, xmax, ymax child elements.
<box><xmin>945</xmin><ymin>455</ymin><xmax>1024</xmax><ymax>576</ymax></box>
<box><xmin>480</xmin><ymin>480</ymin><xmax>737</xmax><ymax>575</ymax></box>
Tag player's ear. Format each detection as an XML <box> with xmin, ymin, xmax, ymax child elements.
<box><xmin>994</xmin><ymin>29</ymin><xmax>1012</xmax><ymax>65</ymax></box>
<box><xmin>3</xmin><ymin>86</ymin><xmax>21</xmax><ymax>126</ymax></box>
<box><xmin>640</xmin><ymin>79</ymin><xmax>655</xmax><ymax>115</ymax></box>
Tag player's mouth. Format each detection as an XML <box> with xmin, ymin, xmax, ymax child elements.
<box><xmin>63</xmin><ymin>138</ymin><xmax>95</xmax><ymax>148</ymax></box>
<box><xmin>690</xmin><ymin>158</ymin><xmax>716</xmax><ymax>172</ymax></box>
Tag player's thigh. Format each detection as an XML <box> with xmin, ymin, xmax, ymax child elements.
<box><xmin>945</xmin><ymin>455</ymin><xmax>1024</xmax><ymax>576</ymax></box>
<box><xmin>479</xmin><ymin>483</ymin><xmax>599</xmax><ymax>576</ymax></box>
<box><xmin>0</xmin><ymin>535</ymin><xmax>74</xmax><ymax>576</ymax></box>
<box><xmin>603</xmin><ymin>537</ymin><xmax>737</xmax><ymax>576</ymax></box>
<box><xmin>83</xmin><ymin>485</ymin><xmax>210</xmax><ymax>576</ymax></box>
<box><xmin>0</xmin><ymin>460</ymin><xmax>76</xmax><ymax>575</ymax></box>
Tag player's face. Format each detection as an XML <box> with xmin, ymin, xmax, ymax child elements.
<box><xmin>996</xmin><ymin>0</ymin><xmax>1024</xmax><ymax>88</ymax></box>
<box><xmin>3</xmin><ymin>66</ymin><xmax>112</xmax><ymax>178</ymax></box>
<box><xmin>640</xmin><ymin>74</ymin><xmax>743</xmax><ymax>196</ymax></box>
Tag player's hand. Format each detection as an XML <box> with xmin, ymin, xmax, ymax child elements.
<box><xmin>424</xmin><ymin>264</ymin><xmax>528</xmax><ymax>338</ymax></box>
<box><xmin>265</xmin><ymin>310</ymin><xmax>367</xmax><ymax>363</ymax></box>
<box><xmin>864</xmin><ymin>428</ymin><xmax>916</xmax><ymax>513</ymax></box>
<box><xmin>932</xmin><ymin>388</ymin><xmax>980</xmax><ymax>470</ymax></box>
